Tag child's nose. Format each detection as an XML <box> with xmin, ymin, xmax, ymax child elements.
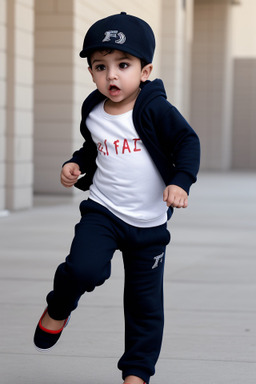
<box><xmin>107</xmin><ymin>68</ymin><xmax>118</xmax><ymax>80</ymax></box>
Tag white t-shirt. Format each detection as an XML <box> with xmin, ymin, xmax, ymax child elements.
<box><xmin>87</xmin><ymin>101</ymin><xmax>167</xmax><ymax>227</ymax></box>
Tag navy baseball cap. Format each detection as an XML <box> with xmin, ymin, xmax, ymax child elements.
<box><xmin>79</xmin><ymin>12</ymin><xmax>155</xmax><ymax>64</ymax></box>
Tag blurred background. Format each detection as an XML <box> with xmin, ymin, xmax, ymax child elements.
<box><xmin>0</xmin><ymin>0</ymin><xmax>255</xmax><ymax>211</ymax></box>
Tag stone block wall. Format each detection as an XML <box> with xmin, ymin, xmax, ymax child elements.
<box><xmin>190</xmin><ymin>0</ymin><xmax>233</xmax><ymax>170</ymax></box>
<box><xmin>4</xmin><ymin>0</ymin><xmax>34</xmax><ymax>210</ymax></box>
<box><xmin>232</xmin><ymin>58</ymin><xmax>256</xmax><ymax>169</ymax></box>
<box><xmin>0</xmin><ymin>0</ymin><xmax>6</xmax><ymax>210</ymax></box>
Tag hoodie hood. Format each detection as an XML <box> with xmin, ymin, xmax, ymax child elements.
<box><xmin>137</xmin><ymin>79</ymin><xmax>167</xmax><ymax>106</ymax></box>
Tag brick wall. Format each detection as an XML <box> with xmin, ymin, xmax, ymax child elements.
<box><xmin>160</xmin><ymin>0</ymin><xmax>193</xmax><ymax>117</ymax></box>
<box><xmin>232</xmin><ymin>58</ymin><xmax>256</xmax><ymax>169</ymax></box>
<box><xmin>0</xmin><ymin>0</ymin><xmax>6</xmax><ymax>210</ymax></box>
<box><xmin>34</xmin><ymin>0</ymin><xmax>75</xmax><ymax>194</ymax></box>
<box><xmin>190</xmin><ymin>0</ymin><xmax>233</xmax><ymax>170</ymax></box>
<box><xmin>5</xmin><ymin>0</ymin><xmax>34</xmax><ymax>209</ymax></box>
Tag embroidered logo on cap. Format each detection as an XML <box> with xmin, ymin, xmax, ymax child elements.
<box><xmin>102</xmin><ymin>30</ymin><xmax>126</xmax><ymax>45</ymax></box>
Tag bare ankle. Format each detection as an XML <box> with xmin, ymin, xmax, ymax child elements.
<box><xmin>41</xmin><ymin>311</ymin><xmax>65</xmax><ymax>331</ymax></box>
<box><xmin>124</xmin><ymin>376</ymin><xmax>144</xmax><ymax>384</ymax></box>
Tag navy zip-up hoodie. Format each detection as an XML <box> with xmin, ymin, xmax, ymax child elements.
<box><xmin>66</xmin><ymin>79</ymin><xmax>200</xmax><ymax>196</ymax></box>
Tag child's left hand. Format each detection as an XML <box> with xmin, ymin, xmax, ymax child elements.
<box><xmin>163</xmin><ymin>185</ymin><xmax>188</xmax><ymax>208</ymax></box>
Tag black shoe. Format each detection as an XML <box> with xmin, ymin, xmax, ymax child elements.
<box><xmin>33</xmin><ymin>308</ymin><xmax>70</xmax><ymax>352</ymax></box>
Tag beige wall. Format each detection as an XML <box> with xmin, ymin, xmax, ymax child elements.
<box><xmin>34</xmin><ymin>0</ymin><xmax>76</xmax><ymax>194</ymax></box>
<box><xmin>0</xmin><ymin>0</ymin><xmax>6</xmax><ymax>210</ymax></box>
<box><xmin>190</xmin><ymin>0</ymin><xmax>256</xmax><ymax>171</ymax></box>
<box><xmin>231</xmin><ymin>0</ymin><xmax>256</xmax><ymax>169</ymax></box>
<box><xmin>232</xmin><ymin>0</ymin><xmax>256</xmax><ymax>57</ymax></box>
<box><xmin>232</xmin><ymin>58</ymin><xmax>256</xmax><ymax>169</ymax></box>
<box><xmin>190</xmin><ymin>0</ymin><xmax>233</xmax><ymax>170</ymax></box>
<box><xmin>1</xmin><ymin>0</ymin><xmax>256</xmax><ymax>211</ymax></box>
<box><xmin>4</xmin><ymin>0</ymin><xmax>34</xmax><ymax>210</ymax></box>
<box><xmin>160</xmin><ymin>0</ymin><xmax>194</xmax><ymax>118</ymax></box>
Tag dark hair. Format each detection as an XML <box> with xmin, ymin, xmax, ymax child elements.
<box><xmin>87</xmin><ymin>49</ymin><xmax>148</xmax><ymax>69</ymax></box>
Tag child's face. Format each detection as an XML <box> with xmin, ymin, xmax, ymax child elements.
<box><xmin>88</xmin><ymin>50</ymin><xmax>152</xmax><ymax>111</ymax></box>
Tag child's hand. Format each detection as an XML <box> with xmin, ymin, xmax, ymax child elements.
<box><xmin>61</xmin><ymin>163</ymin><xmax>81</xmax><ymax>188</ymax></box>
<box><xmin>163</xmin><ymin>185</ymin><xmax>188</xmax><ymax>208</ymax></box>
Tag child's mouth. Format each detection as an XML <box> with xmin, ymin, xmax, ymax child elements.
<box><xmin>109</xmin><ymin>85</ymin><xmax>120</xmax><ymax>91</ymax></box>
<box><xmin>108</xmin><ymin>85</ymin><xmax>121</xmax><ymax>96</ymax></box>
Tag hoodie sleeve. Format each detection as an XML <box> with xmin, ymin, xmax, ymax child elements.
<box><xmin>62</xmin><ymin>97</ymin><xmax>98</xmax><ymax>190</ymax></box>
<box><xmin>155</xmin><ymin>101</ymin><xmax>200</xmax><ymax>193</ymax></box>
<box><xmin>133</xmin><ymin>79</ymin><xmax>200</xmax><ymax>194</ymax></box>
<box><xmin>62</xmin><ymin>89</ymin><xmax>105</xmax><ymax>171</ymax></box>
<box><xmin>63</xmin><ymin>120</ymin><xmax>97</xmax><ymax>175</ymax></box>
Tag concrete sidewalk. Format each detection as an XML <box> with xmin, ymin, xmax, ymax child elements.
<box><xmin>0</xmin><ymin>172</ymin><xmax>256</xmax><ymax>384</ymax></box>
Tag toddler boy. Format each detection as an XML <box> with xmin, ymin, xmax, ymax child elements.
<box><xmin>34</xmin><ymin>12</ymin><xmax>200</xmax><ymax>384</ymax></box>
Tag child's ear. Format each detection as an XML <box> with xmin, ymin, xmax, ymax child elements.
<box><xmin>141</xmin><ymin>64</ymin><xmax>153</xmax><ymax>82</ymax></box>
<box><xmin>88</xmin><ymin>67</ymin><xmax>95</xmax><ymax>83</ymax></box>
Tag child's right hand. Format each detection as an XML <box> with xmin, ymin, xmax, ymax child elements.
<box><xmin>61</xmin><ymin>163</ymin><xmax>81</xmax><ymax>188</ymax></box>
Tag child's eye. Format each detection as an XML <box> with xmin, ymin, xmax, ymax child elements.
<box><xmin>119</xmin><ymin>62</ymin><xmax>129</xmax><ymax>69</ymax></box>
<box><xmin>95</xmin><ymin>64</ymin><xmax>105</xmax><ymax>71</ymax></box>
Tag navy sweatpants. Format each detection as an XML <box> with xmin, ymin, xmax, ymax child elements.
<box><xmin>46</xmin><ymin>199</ymin><xmax>170</xmax><ymax>383</ymax></box>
